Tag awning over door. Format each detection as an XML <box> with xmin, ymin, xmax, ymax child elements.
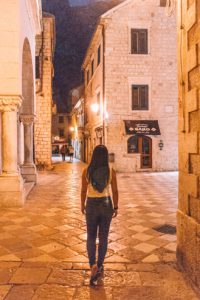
<box><xmin>124</xmin><ymin>120</ymin><xmax>161</xmax><ymax>135</ymax></box>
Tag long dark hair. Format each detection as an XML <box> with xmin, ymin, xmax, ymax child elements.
<box><xmin>87</xmin><ymin>145</ymin><xmax>110</xmax><ymax>193</ymax></box>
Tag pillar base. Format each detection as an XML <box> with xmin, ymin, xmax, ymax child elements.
<box><xmin>177</xmin><ymin>209</ymin><xmax>200</xmax><ymax>289</ymax></box>
<box><xmin>20</xmin><ymin>164</ymin><xmax>37</xmax><ymax>183</ymax></box>
<box><xmin>0</xmin><ymin>174</ymin><xmax>25</xmax><ymax>207</ymax></box>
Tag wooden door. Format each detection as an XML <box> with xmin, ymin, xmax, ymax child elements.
<box><xmin>139</xmin><ymin>136</ymin><xmax>152</xmax><ymax>168</ymax></box>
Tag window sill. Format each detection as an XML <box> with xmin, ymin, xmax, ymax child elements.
<box><xmin>123</xmin><ymin>153</ymin><xmax>140</xmax><ymax>158</ymax></box>
<box><xmin>131</xmin><ymin>109</ymin><xmax>149</xmax><ymax>112</ymax></box>
<box><xmin>128</xmin><ymin>53</ymin><xmax>151</xmax><ymax>56</ymax></box>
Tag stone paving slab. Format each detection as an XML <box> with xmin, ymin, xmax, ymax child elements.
<box><xmin>0</xmin><ymin>161</ymin><xmax>199</xmax><ymax>299</ymax></box>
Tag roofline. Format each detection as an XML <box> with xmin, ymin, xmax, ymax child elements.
<box><xmin>43</xmin><ymin>12</ymin><xmax>56</xmax><ymax>56</ymax></box>
<box><xmin>82</xmin><ymin>1</ymin><xmax>133</xmax><ymax>69</ymax></box>
<box><xmin>100</xmin><ymin>0</ymin><xmax>132</xmax><ymax>18</ymax></box>
<box><xmin>82</xmin><ymin>21</ymin><xmax>103</xmax><ymax>69</ymax></box>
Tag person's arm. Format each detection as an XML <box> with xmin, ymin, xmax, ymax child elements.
<box><xmin>111</xmin><ymin>168</ymin><xmax>119</xmax><ymax>217</ymax></box>
<box><xmin>81</xmin><ymin>169</ymin><xmax>88</xmax><ymax>214</ymax></box>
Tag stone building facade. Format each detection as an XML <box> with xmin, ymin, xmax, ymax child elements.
<box><xmin>82</xmin><ymin>0</ymin><xmax>178</xmax><ymax>172</ymax></box>
<box><xmin>34</xmin><ymin>12</ymin><xmax>55</xmax><ymax>169</ymax></box>
<box><xmin>70</xmin><ymin>98</ymin><xmax>85</xmax><ymax>161</ymax></box>
<box><xmin>52</xmin><ymin>109</ymin><xmax>69</xmax><ymax>144</ymax></box>
<box><xmin>0</xmin><ymin>0</ymin><xmax>42</xmax><ymax>206</ymax></box>
<box><xmin>177</xmin><ymin>0</ymin><xmax>200</xmax><ymax>289</ymax></box>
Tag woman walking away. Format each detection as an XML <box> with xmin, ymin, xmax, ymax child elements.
<box><xmin>81</xmin><ymin>145</ymin><xmax>119</xmax><ymax>287</ymax></box>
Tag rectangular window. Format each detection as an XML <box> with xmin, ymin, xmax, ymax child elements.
<box><xmin>160</xmin><ymin>0</ymin><xmax>167</xmax><ymax>6</ymax></box>
<box><xmin>91</xmin><ymin>59</ymin><xmax>94</xmax><ymax>76</ymax></box>
<box><xmin>132</xmin><ymin>85</ymin><xmax>149</xmax><ymax>110</ymax></box>
<box><xmin>97</xmin><ymin>92</ymin><xmax>100</xmax><ymax>116</ymax></box>
<box><xmin>36</xmin><ymin>56</ymin><xmax>40</xmax><ymax>79</ymax></box>
<box><xmin>131</xmin><ymin>29</ymin><xmax>148</xmax><ymax>54</ymax></box>
<box><xmin>87</xmin><ymin>69</ymin><xmax>90</xmax><ymax>84</ymax></box>
<box><xmin>59</xmin><ymin>129</ymin><xmax>64</xmax><ymax>138</ymax></box>
<box><xmin>97</xmin><ymin>45</ymin><xmax>101</xmax><ymax>65</ymax></box>
<box><xmin>59</xmin><ymin>116</ymin><xmax>64</xmax><ymax>123</ymax></box>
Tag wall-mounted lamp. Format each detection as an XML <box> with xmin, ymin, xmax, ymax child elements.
<box><xmin>91</xmin><ymin>103</ymin><xmax>99</xmax><ymax>113</ymax></box>
<box><xmin>158</xmin><ymin>140</ymin><xmax>164</xmax><ymax>150</ymax></box>
<box><xmin>70</xmin><ymin>126</ymin><xmax>75</xmax><ymax>132</ymax></box>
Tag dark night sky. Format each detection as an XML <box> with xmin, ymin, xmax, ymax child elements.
<box><xmin>42</xmin><ymin>0</ymin><xmax>124</xmax><ymax>112</ymax></box>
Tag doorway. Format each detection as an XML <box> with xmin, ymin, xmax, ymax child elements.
<box><xmin>128</xmin><ymin>135</ymin><xmax>152</xmax><ymax>169</ymax></box>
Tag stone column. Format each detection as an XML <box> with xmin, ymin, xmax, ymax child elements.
<box><xmin>2</xmin><ymin>110</ymin><xmax>18</xmax><ymax>174</ymax></box>
<box><xmin>20</xmin><ymin>115</ymin><xmax>37</xmax><ymax>183</ymax></box>
<box><xmin>0</xmin><ymin>96</ymin><xmax>25</xmax><ymax>206</ymax></box>
<box><xmin>177</xmin><ymin>0</ymin><xmax>200</xmax><ymax>289</ymax></box>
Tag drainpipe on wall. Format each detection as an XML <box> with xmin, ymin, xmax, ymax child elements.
<box><xmin>102</xmin><ymin>24</ymin><xmax>106</xmax><ymax>145</ymax></box>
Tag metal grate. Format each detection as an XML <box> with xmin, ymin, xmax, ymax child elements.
<box><xmin>153</xmin><ymin>224</ymin><xmax>176</xmax><ymax>235</ymax></box>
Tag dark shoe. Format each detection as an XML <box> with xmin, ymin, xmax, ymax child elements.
<box><xmin>97</xmin><ymin>265</ymin><xmax>104</xmax><ymax>280</ymax></box>
<box><xmin>90</xmin><ymin>265</ymin><xmax>104</xmax><ymax>287</ymax></box>
<box><xmin>89</xmin><ymin>265</ymin><xmax>98</xmax><ymax>287</ymax></box>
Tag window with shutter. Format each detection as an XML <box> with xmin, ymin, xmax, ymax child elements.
<box><xmin>97</xmin><ymin>92</ymin><xmax>100</xmax><ymax>116</ymax></box>
<box><xmin>87</xmin><ymin>70</ymin><xmax>90</xmax><ymax>85</ymax></box>
<box><xmin>36</xmin><ymin>56</ymin><xmax>40</xmax><ymax>79</ymax></box>
<box><xmin>132</xmin><ymin>86</ymin><xmax>140</xmax><ymax>109</ymax></box>
<box><xmin>91</xmin><ymin>59</ymin><xmax>94</xmax><ymax>76</ymax></box>
<box><xmin>128</xmin><ymin>136</ymin><xmax>139</xmax><ymax>154</ymax></box>
<box><xmin>131</xmin><ymin>29</ymin><xmax>148</xmax><ymax>54</ymax></box>
<box><xmin>97</xmin><ymin>45</ymin><xmax>101</xmax><ymax>65</ymax></box>
<box><xmin>132</xmin><ymin>85</ymin><xmax>149</xmax><ymax>110</ymax></box>
<box><xmin>59</xmin><ymin>116</ymin><xmax>64</xmax><ymax>123</ymax></box>
<box><xmin>160</xmin><ymin>0</ymin><xmax>167</xmax><ymax>7</ymax></box>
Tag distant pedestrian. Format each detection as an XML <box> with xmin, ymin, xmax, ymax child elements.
<box><xmin>60</xmin><ymin>145</ymin><xmax>66</xmax><ymax>161</ymax></box>
<box><xmin>81</xmin><ymin>145</ymin><xmax>119</xmax><ymax>287</ymax></box>
<box><xmin>65</xmin><ymin>144</ymin><xmax>69</xmax><ymax>157</ymax></box>
<box><xmin>69</xmin><ymin>145</ymin><xmax>74</xmax><ymax>162</ymax></box>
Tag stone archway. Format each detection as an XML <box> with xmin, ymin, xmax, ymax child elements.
<box><xmin>19</xmin><ymin>38</ymin><xmax>37</xmax><ymax>183</ymax></box>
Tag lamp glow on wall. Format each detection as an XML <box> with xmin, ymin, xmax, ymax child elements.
<box><xmin>70</xmin><ymin>126</ymin><xmax>75</xmax><ymax>132</ymax></box>
<box><xmin>105</xmin><ymin>111</ymin><xmax>109</xmax><ymax>119</ymax></box>
<box><xmin>91</xmin><ymin>103</ymin><xmax>99</xmax><ymax>113</ymax></box>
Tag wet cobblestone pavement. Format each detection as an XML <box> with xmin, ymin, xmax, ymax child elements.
<box><xmin>0</xmin><ymin>160</ymin><xmax>199</xmax><ymax>299</ymax></box>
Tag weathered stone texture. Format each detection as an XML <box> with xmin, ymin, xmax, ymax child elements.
<box><xmin>83</xmin><ymin>0</ymin><xmax>177</xmax><ymax>171</ymax></box>
<box><xmin>34</xmin><ymin>14</ymin><xmax>55</xmax><ymax>168</ymax></box>
<box><xmin>177</xmin><ymin>0</ymin><xmax>200</xmax><ymax>289</ymax></box>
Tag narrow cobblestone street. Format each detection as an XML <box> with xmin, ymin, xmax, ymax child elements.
<box><xmin>0</xmin><ymin>161</ymin><xmax>199</xmax><ymax>299</ymax></box>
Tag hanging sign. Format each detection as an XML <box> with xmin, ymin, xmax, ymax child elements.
<box><xmin>124</xmin><ymin>120</ymin><xmax>161</xmax><ymax>135</ymax></box>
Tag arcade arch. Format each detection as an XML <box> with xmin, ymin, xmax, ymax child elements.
<box><xmin>19</xmin><ymin>38</ymin><xmax>37</xmax><ymax>183</ymax></box>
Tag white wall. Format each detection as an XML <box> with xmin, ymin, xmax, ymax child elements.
<box><xmin>0</xmin><ymin>0</ymin><xmax>38</xmax><ymax>99</ymax></box>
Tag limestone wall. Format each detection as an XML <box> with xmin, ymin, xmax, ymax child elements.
<box><xmin>83</xmin><ymin>27</ymin><xmax>104</xmax><ymax>162</ymax></box>
<box><xmin>103</xmin><ymin>0</ymin><xmax>178</xmax><ymax>172</ymax></box>
<box><xmin>177</xmin><ymin>0</ymin><xmax>200</xmax><ymax>288</ymax></box>
<box><xmin>34</xmin><ymin>14</ymin><xmax>55</xmax><ymax>168</ymax></box>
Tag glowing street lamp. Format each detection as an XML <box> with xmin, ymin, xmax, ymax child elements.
<box><xmin>91</xmin><ymin>103</ymin><xmax>99</xmax><ymax>113</ymax></box>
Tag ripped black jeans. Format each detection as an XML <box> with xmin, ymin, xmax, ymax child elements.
<box><xmin>86</xmin><ymin>197</ymin><xmax>113</xmax><ymax>268</ymax></box>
